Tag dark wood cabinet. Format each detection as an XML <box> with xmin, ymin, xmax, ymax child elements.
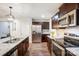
<box><xmin>32</xmin><ymin>22</ymin><xmax>42</xmax><ymax>25</ymax></box>
<box><xmin>17</xmin><ymin>37</ymin><xmax>29</xmax><ymax>56</ymax></box>
<box><xmin>42</xmin><ymin>34</ymin><xmax>48</xmax><ymax>42</ymax></box>
<box><xmin>47</xmin><ymin>37</ymin><xmax>52</xmax><ymax>55</ymax></box>
<box><xmin>51</xmin><ymin>12</ymin><xmax>59</xmax><ymax>29</ymax></box>
<box><xmin>59</xmin><ymin>3</ymin><xmax>79</xmax><ymax>17</ymax></box>
<box><xmin>32</xmin><ymin>22</ymin><xmax>49</xmax><ymax>29</ymax></box>
<box><xmin>51</xmin><ymin>3</ymin><xmax>79</xmax><ymax>28</ymax></box>
<box><xmin>17</xmin><ymin>42</ymin><xmax>23</xmax><ymax>56</ymax></box>
<box><xmin>42</xmin><ymin>22</ymin><xmax>49</xmax><ymax>29</ymax></box>
<box><xmin>59</xmin><ymin>9</ymin><xmax>79</xmax><ymax>27</ymax></box>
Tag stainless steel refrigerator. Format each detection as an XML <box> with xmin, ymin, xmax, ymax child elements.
<box><xmin>32</xmin><ymin>25</ymin><xmax>42</xmax><ymax>43</ymax></box>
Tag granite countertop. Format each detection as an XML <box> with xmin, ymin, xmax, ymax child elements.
<box><xmin>47</xmin><ymin>35</ymin><xmax>64</xmax><ymax>39</ymax></box>
<box><xmin>66</xmin><ymin>47</ymin><xmax>79</xmax><ymax>56</ymax></box>
<box><xmin>42</xmin><ymin>31</ymin><xmax>50</xmax><ymax>34</ymax></box>
<box><xmin>0</xmin><ymin>35</ymin><xmax>29</xmax><ymax>56</ymax></box>
<box><xmin>47</xmin><ymin>35</ymin><xmax>64</xmax><ymax>42</ymax></box>
<box><xmin>47</xmin><ymin>35</ymin><xmax>64</xmax><ymax>46</ymax></box>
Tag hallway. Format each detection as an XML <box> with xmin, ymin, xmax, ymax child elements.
<box><xmin>26</xmin><ymin>42</ymin><xmax>50</xmax><ymax>56</ymax></box>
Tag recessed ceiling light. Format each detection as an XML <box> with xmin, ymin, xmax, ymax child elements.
<box><xmin>41</xmin><ymin>14</ymin><xmax>45</xmax><ymax>18</ymax></box>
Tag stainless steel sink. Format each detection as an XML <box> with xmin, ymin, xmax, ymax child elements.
<box><xmin>3</xmin><ymin>38</ymin><xmax>20</xmax><ymax>43</ymax></box>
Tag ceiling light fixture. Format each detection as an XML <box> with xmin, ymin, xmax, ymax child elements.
<box><xmin>41</xmin><ymin>14</ymin><xmax>45</xmax><ymax>18</ymax></box>
<box><xmin>8</xmin><ymin>6</ymin><xmax>15</xmax><ymax>21</ymax></box>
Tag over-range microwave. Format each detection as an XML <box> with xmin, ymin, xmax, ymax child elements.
<box><xmin>58</xmin><ymin>9</ymin><xmax>79</xmax><ymax>27</ymax></box>
<box><xmin>58</xmin><ymin>14</ymin><xmax>68</xmax><ymax>27</ymax></box>
<box><xmin>67</xmin><ymin>9</ymin><xmax>76</xmax><ymax>26</ymax></box>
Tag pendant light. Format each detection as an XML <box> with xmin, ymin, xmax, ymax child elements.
<box><xmin>8</xmin><ymin>6</ymin><xmax>15</xmax><ymax>21</ymax></box>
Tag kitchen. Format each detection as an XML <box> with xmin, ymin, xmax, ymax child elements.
<box><xmin>0</xmin><ymin>3</ymin><xmax>79</xmax><ymax>56</ymax></box>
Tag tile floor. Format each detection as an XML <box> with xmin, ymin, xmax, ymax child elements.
<box><xmin>26</xmin><ymin>42</ymin><xmax>51</xmax><ymax>56</ymax></box>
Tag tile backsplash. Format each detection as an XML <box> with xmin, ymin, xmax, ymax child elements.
<box><xmin>50</xmin><ymin>26</ymin><xmax>79</xmax><ymax>38</ymax></box>
<box><xmin>56</xmin><ymin>29</ymin><xmax>65</xmax><ymax>38</ymax></box>
<box><xmin>64</xmin><ymin>26</ymin><xmax>79</xmax><ymax>35</ymax></box>
<box><xmin>50</xmin><ymin>29</ymin><xmax>65</xmax><ymax>38</ymax></box>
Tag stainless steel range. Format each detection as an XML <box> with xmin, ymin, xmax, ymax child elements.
<box><xmin>64</xmin><ymin>33</ymin><xmax>79</xmax><ymax>47</ymax></box>
<box><xmin>64</xmin><ymin>33</ymin><xmax>79</xmax><ymax>55</ymax></box>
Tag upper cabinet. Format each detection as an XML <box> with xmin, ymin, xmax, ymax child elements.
<box><xmin>68</xmin><ymin>9</ymin><xmax>79</xmax><ymax>26</ymax></box>
<box><xmin>59</xmin><ymin>3</ymin><xmax>78</xmax><ymax>17</ymax></box>
<box><xmin>58</xmin><ymin>14</ymin><xmax>68</xmax><ymax>27</ymax></box>
<box><xmin>51</xmin><ymin>12</ymin><xmax>59</xmax><ymax>28</ymax></box>
<box><xmin>32</xmin><ymin>22</ymin><xmax>49</xmax><ymax>29</ymax></box>
<box><xmin>67</xmin><ymin>9</ymin><xmax>76</xmax><ymax>26</ymax></box>
<box><xmin>42</xmin><ymin>22</ymin><xmax>49</xmax><ymax>29</ymax></box>
<box><xmin>58</xmin><ymin>3</ymin><xmax>79</xmax><ymax>27</ymax></box>
<box><xmin>59</xmin><ymin>9</ymin><xmax>79</xmax><ymax>27</ymax></box>
<box><xmin>52</xmin><ymin>3</ymin><xmax>79</xmax><ymax>29</ymax></box>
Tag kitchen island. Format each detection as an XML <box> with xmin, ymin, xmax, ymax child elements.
<box><xmin>0</xmin><ymin>36</ymin><xmax>29</xmax><ymax>56</ymax></box>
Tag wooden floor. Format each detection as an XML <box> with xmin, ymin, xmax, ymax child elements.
<box><xmin>25</xmin><ymin>34</ymin><xmax>55</xmax><ymax>56</ymax></box>
<box><xmin>26</xmin><ymin>42</ymin><xmax>51</xmax><ymax>56</ymax></box>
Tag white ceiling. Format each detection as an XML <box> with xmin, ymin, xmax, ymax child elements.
<box><xmin>0</xmin><ymin>3</ymin><xmax>62</xmax><ymax>19</ymax></box>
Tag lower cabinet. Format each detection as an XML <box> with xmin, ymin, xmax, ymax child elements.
<box><xmin>17</xmin><ymin>37</ymin><xmax>29</xmax><ymax>56</ymax></box>
<box><xmin>47</xmin><ymin>37</ymin><xmax>52</xmax><ymax>55</ymax></box>
<box><xmin>17</xmin><ymin>43</ymin><xmax>23</xmax><ymax>56</ymax></box>
<box><xmin>3</xmin><ymin>37</ymin><xmax>29</xmax><ymax>56</ymax></box>
<box><xmin>42</xmin><ymin>34</ymin><xmax>49</xmax><ymax>42</ymax></box>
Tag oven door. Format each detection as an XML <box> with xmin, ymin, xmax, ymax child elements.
<box><xmin>64</xmin><ymin>36</ymin><xmax>79</xmax><ymax>47</ymax></box>
<box><xmin>52</xmin><ymin>41</ymin><xmax>65</xmax><ymax>56</ymax></box>
<box><xmin>64</xmin><ymin>41</ymin><xmax>76</xmax><ymax>47</ymax></box>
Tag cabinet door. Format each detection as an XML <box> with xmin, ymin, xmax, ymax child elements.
<box><xmin>22</xmin><ymin>41</ymin><xmax>26</xmax><ymax>55</ymax></box>
<box><xmin>25</xmin><ymin>38</ymin><xmax>29</xmax><ymax>51</ymax></box>
<box><xmin>22</xmin><ymin>38</ymin><xmax>29</xmax><ymax>55</ymax></box>
<box><xmin>68</xmin><ymin>10</ymin><xmax>76</xmax><ymax>26</ymax></box>
<box><xmin>59</xmin><ymin>3</ymin><xmax>77</xmax><ymax>17</ymax></box>
<box><xmin>42</xmin><ymin>22</ymin><xmax>49</xmax><ymax>29</ymax></box>
<box><xmin>47</xmin><ymin>37</ymin><xmax>52</xmax><ymax>55</ymax></box>
<box><xmin>42</xmin><ymin>34</ymin><xmax>48</xmax><ymax>42</ymax></box>
<box><xmin>17</xmin><ymin>43</ymin><xmax>23</xmax><ymax>56</ymax></box>
<box><xmin>17</xmin><ymin>37</ymin><xmax>29</xmax><ymax>56</ymax></box>
<box><xmin>59</xmin><ymin>17</ymin><xmax>67</xmax><ymax>26</ymax></box>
